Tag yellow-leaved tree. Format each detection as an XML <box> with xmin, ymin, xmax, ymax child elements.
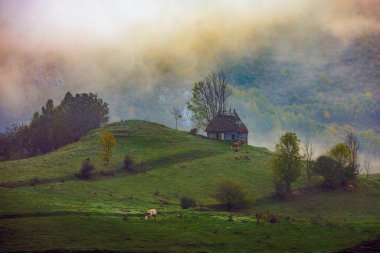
<box><xmin>99</xmin><ymin>130</ymin><xmax>116</xmax><ymax>168</ymax></box>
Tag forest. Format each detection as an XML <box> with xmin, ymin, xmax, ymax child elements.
<box><xmin>0</xmin><ymin>92</ymin><xmax>108</xmax><ymax>161</ymax></box>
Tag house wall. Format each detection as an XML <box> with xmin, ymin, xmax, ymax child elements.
<box><xmin>224</xmin><ymin>132</ymin><xmax>238</xmax><ymax>141</ymax></box>
<box><xmin>208</xmin><ymin>132</ymin><xmax>222</xmax><ymax>140</ymax></box>
<box><xmin>238</xmin><ymin>133</ymin><xmax>248</xmax><ymax>142</ymax></box>
<box><xmin>208</xmin><ymin>132</ymin><xmax>248</xmax><ymax>142</ymax></box>
<box><xmin>224</xmin><ymin>132</ymin><xmax>248</xmax><ymax>142</ymax></box>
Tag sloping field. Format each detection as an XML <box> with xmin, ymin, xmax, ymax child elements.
<box><xmin>0</xmin><ymin>120</ymin><xmax>379</xmax><ymax>252</ymax></box>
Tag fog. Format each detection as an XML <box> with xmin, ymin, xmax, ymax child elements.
<box><xmin>1</xmin><ymin>0</ymin><xmax>379</xmax><ymax>119</ymax></box>
<box><xmin>0</xmin><ymin>1</ymin><xmax>379</xmax><ymax>171</ymax></box>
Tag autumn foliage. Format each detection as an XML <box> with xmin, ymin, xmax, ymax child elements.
<box><xmin>99</xmin><ymin>130</ymin><xmax>116</xmax><ymax>168</ymax></box>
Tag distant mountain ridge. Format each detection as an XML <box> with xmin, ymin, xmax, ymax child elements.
<box><xmin>226</xmin><ymin>32</ymin><xmax>380</xmax><ymax>134</ymax></box>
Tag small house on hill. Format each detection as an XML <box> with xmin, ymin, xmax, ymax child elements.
<box><xmin>205</xmin><ymin>109</ymin><xmax>248</xmax><ymax>144</ymax></box>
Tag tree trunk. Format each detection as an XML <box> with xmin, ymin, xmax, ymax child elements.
<box><xmin>285</xmin><ymin>183</ymin><xmax>291</xmax><ymax>199</ymax></box>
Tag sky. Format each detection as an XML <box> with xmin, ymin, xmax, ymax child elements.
<box><xmin>0</xmin><ymin>0</ymin><xmax>379</xmax><ymax>127</ymax></box>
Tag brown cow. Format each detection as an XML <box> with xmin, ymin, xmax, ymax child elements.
<box><xmin>231</xmin><ymin>141</ymin><xmax>241</xmax><ymax>150</ymax></box>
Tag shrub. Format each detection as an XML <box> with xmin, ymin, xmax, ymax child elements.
<box><xmin>180</xmin><ymin>196</ymin><xmax>197</xmax><ymax>209</ymax></box>
<box><xmin>328</xmin><ymin>143</ymin><xmax>358</xmax><ymax>182</ymax></box>
<box><xmin>76</xmin><ymin>158</ymin><xmax>95</xmax><ymax>179</ymax></box>
<box><xmin>313</xmin><ymin>155</ymin><xmax>343</xmax><ymax>188</ymax></box>
<box><xmin>189</xmin><ymin>128</ymin><xmax>198</xmax><ymax>135</ymax></box>
<box><xmin>328</xmin><ymin>143</ymin><xmax>350</xmax><ymax>167</ymax></box>
<box><xmin>215</xmin><ymin>179</ymin><xmax>250</xmax><ymax>210</ymax></box>
<box><xmin>123</xmin><ymin>155</ymin><xmax>134</xmax><ymax>171</ymax></box>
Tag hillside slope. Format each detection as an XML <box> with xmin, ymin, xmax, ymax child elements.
<box><xmin>0</xmin><ymin>120</ymin><xmax>379</xmax><ymax>252</ymax></box>
<box><xmin>0</xmin><ymin>120</ymin><xmax>272</xmax><ymax>214</ymax></box>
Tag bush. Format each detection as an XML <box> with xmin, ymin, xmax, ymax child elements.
<box><xmin>180</xmin><ymin>196</ymin><xmax>197</xmax><ymax>209</ymax></box>
<box><xmin>123</xmin><ymin>155</ymin><xmax>134</xmax><ymax>171</ymax></box>
<box><xmin>189</xmin><ymin>128</ymin><xmax>198</xmax><ymax>135</ymax></box>
<box><xmin>215</xmin><ymin>179</ymin><xmax>250</xmax><ymax>210</ymax></box>
<box><xmin>328</xmin><ymin>143</ymin><xmax>350</xmax><ymax>167</ymax></box>
<box><xmin>313</xmin><ymin>155</ymin><xmax>343</xmax><ymax>188</ymax></box>
<box><xmin>76</xmin><ymin>158</ymin><xmax>95</xmax><ymax>179</ymax></box>
<box><xmin>328</xmin><ymin>143</ymin><xmax>358</xmax><ymax>182</ymax></box>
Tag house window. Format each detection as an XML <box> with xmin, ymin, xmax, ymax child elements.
<box><xmin>231</xmin><ymin>134</ymin><xmax>235</xmax><ymax>140</ymax></box>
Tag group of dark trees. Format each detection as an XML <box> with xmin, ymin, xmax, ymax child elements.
<box><xmin>0</xmin><ymin>92</ymin><xmax>109</xmax><ymax>161</ymax></box>
<box><xmin>313</xmin><ymin>133</ymin><xmax>361</xmax><ymax>188</ymax></box>
<box><xmin>271</xmin><ymin>131</ymin><xmax>361</xmax><ymax>199</ymax></box>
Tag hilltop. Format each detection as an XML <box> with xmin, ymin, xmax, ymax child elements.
<box><xmin>0</xmin><ymin>120</ymin><xmax>379</xmax><ymax>252</ymax></box>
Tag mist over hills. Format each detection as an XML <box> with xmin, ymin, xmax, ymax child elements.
<box><xmin>2</xmin><ymin>32</ymin><xmax>379</xmax><ymax>154</ymax></box>
<box><xmin>225</xmin><ymin>32</ymin><xmax>380</xmax><ymax>145</ymax></box>
<box><xmin>0</xmin><ymin>0</ymin><xmax>379</xmax><ymax>158</ymax></box>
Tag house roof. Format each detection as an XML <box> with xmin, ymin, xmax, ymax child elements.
<box><xmin>205</xmin><ymin>110</ymin><xmax>249</xmax><ymax>133</ymax></box>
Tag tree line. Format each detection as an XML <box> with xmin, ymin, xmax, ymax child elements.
<box><xmin>0</xmin><ymin>92</ymin><xmax>109</xmax><ymax>161</ymax></box>
<box><xmin>271</xmin><ymin>131</ymin><xmax>363</xmax><ymax>199</ymax></box>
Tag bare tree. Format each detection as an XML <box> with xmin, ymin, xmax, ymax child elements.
<box><xmin>303</xmin><ymin>140</ymin><xmax>314</xmax><ymax>187</ymax></box>
<box><xmin>187</xmin><ymin>71</ymin><xmax>232</xmax><ymax>128</ymax></box>
<box><xmin>345</xmin><ymin>131</ymin><xmax>360</xmax><ymax>176</ymax></box>
<box><xmin>171</xmin><ymin>107</ymin><xmax>182</xmax><ymax>130</ymax></box>
<box><xmin>363</xmin><ymin>156</ymin><xmax>371</xmax><ymax>179</ymax></box>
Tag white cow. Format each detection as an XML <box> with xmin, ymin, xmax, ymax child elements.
<box><xmin>145</xmin><ymin>209</ymin><xmax>157</xmax><ymax>220</ymax></box>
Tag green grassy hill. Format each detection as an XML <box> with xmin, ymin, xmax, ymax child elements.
<box><xmin>0</xmin><ymin>120</ymin><xmax>379</xmax><ymax>252</ymax></box>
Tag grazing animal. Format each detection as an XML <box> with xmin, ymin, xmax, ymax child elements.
<box><xmin>231</xmin><ymin>141</ymin><xmax>241</xmax><ymax>150</ymax></box>
<box><xmin>145</xmin><ymin>209</ymin><xmax>157</xmax><ymax>220</ymax></box>
<box><xmin>268</xmin><ymin>214</ymin><xmax>278</xmax><ymax>223</ymax></box>
<box><xmin>346</xmin><ymin>183</ymin><xmax>354</xmax><ymax>192</ymax></box>
<box><xmin>255</xmin><ymin>212</ymin><xmax>263</xmax><ymax>225</ymax></box>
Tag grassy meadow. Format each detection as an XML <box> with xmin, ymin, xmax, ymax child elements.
<box><xmin>0</xmin><ymin>120</ymin><xmax>379</xmax><ymax>252</ymax></box>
